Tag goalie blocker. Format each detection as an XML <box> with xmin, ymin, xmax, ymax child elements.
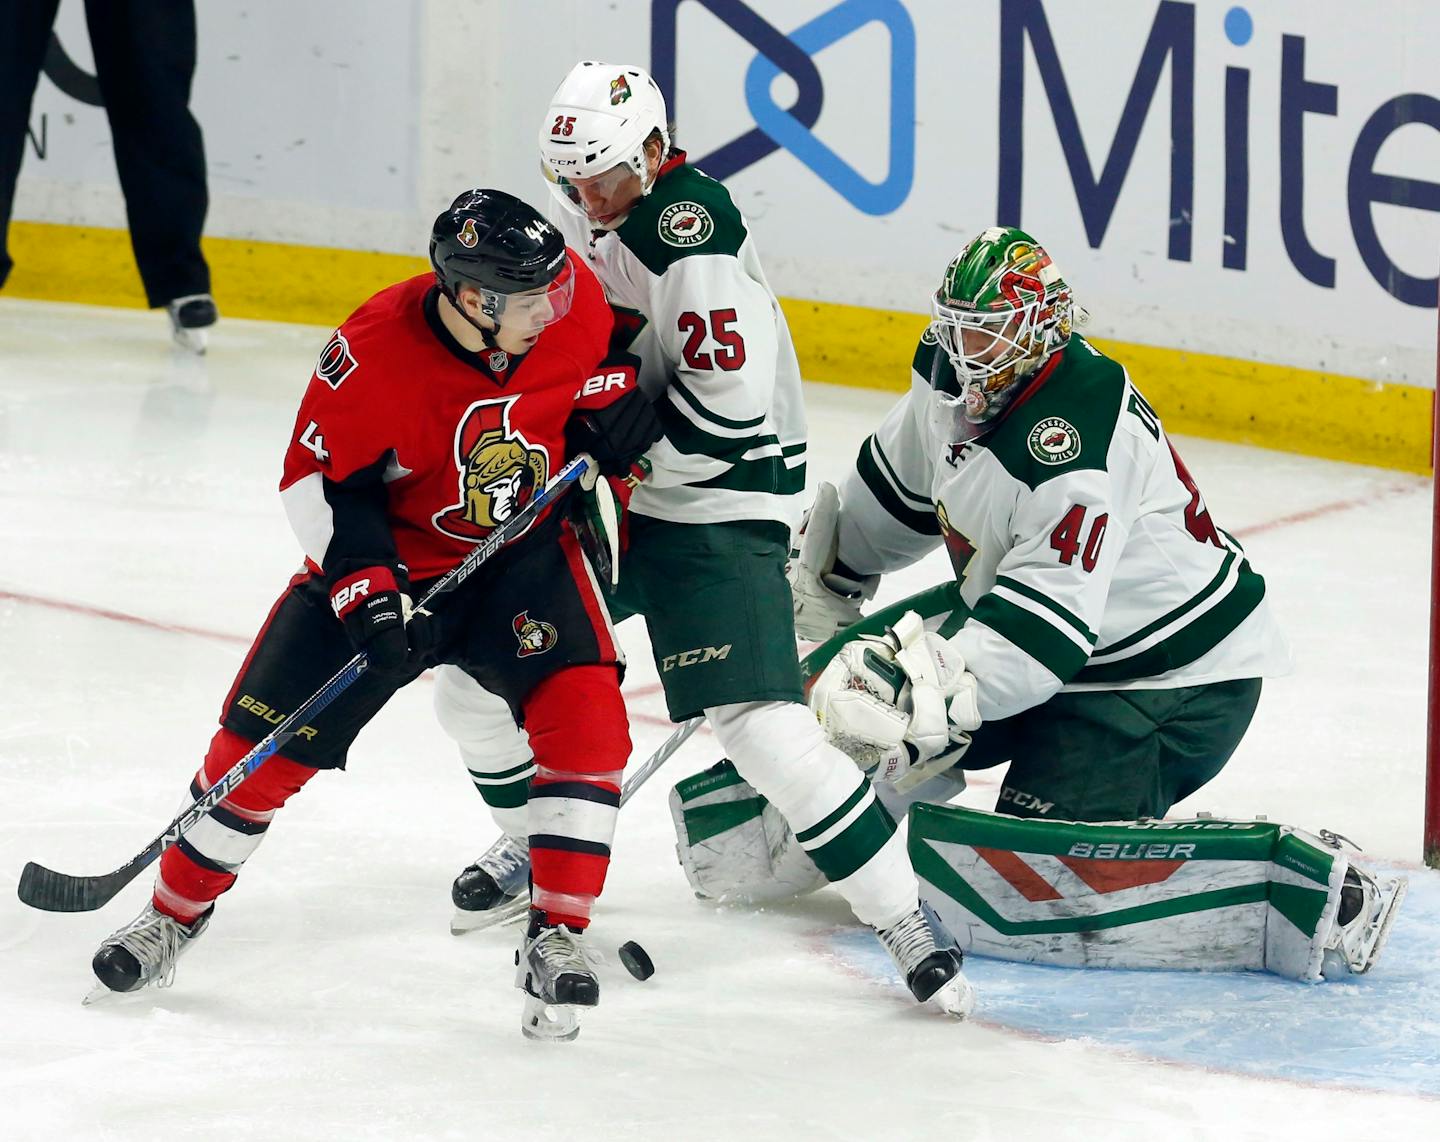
<box><xmin>672</xmin><ymin>774</ymin><xmax>1406</xmax><ymax>982</ymax></box>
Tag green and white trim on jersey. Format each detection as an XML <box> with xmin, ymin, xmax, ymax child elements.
<box><xmin>841</xmin><ymin>334</ymin><xmax>1289</xmax><ymax>716</ymax></box>
<box><xmin>551</xmin><ymin>157</ymin><xmax>807</xmax><ymax>530</ymax></box>
<box><xmin>854</xmin><ymin>431</ymin><xmax>939</xmax><ymax>537</ymax></box>
<box><xmin>970</xmin><ymin>575</ymin><xmax>1097</xmax><ymax>683</ymax></box>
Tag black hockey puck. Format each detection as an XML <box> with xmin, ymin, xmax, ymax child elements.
<box><xmin>618</xmin><ymin>940</ymin><xmax>655</xmax><ymax>981</ymax></box>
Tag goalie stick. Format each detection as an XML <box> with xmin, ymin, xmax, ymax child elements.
<box><xmin>453</xmin><ymin>713</ymin><xmax>704</xmax><ymax>933</ymax></box>
<box><xmin>17</xmin><ymin>455</ymin><xmax>596</xmax><ymax>914</ymax></box>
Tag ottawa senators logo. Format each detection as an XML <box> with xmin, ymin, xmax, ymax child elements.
<box><xmin>457</xmin><ymin>217</ymin><xmax>479</xmax><ymax>248</ymax></box>
<box><xmin>513</xmin><ymin>611</ymin><xmax>557</xmax><ymax>657</ymax></box>
<box><xmin>314</xmin><ymin>330</ymin><xmax>359</xmax><ymax>389</ymax></box>
<box><xmin>433</xmin><ymin>398</ymin><xmax>549</xmax><ymax>541</ymax></box>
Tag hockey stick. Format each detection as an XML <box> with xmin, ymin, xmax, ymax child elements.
<box><xmin>18</xmin><ymin>455</ymin><xmax>596</xmax><ymax>914</ymax></box>
<box><xmin>452</xmin><ymin>713</ymin><xmax>705</xmax><ymax>933</ymax></box>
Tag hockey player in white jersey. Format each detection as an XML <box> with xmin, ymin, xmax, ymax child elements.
<box><xmin>671</xmin><ymin>226</ymin><xmax>1405</xmax><ymax>982</ymax></box>
<box><xmin>432</xmin><ymin>62</ymin><xmax>973</xmax><ymax>1016</ymax></box>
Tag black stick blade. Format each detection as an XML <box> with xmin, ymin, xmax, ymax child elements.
<box><xmin>17</xmin><ymin>860</ymin><xmax>139</xmax><ymax>912</ymax></box>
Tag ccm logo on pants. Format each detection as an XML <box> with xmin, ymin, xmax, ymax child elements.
<box><xmin>662</xmin><ymin>644</ymin><xmax>732</xmax><ymax>672</ymax></box>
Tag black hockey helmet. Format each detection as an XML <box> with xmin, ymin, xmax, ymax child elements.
<box><xmin>429</xmin><ymin>189</ymin><xmax>573</xmax><ymax>326</ymax></box>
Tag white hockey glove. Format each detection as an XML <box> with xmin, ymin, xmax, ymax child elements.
<box><xmin>787</xmin><ymin>481</ymin><xmax>879</xmax><ymax>641</ymax></box>
<box><xmin>809</xmin><ymin>610</ymin><xmax>982</xmax><ymax>792</ymax></box>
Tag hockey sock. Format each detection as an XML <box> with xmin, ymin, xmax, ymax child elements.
<box><xmin>523</xmin><ymin>667</ymin><xmax>627</xmax><ymax>929</ymax></box>
<box><xmin>154</xmin><ymin>728</ymin><xmax>318</xmax><ymax>923</ymax></box>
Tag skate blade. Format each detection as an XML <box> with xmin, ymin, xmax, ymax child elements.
<box><xmin>1355</xmin><ymin>875</ymin><xmax>1409</xmax><ymax>975</ymax></box>
<box><xmin>927</xmin><ymin>972</ymin><xmax>977</xmax><ymax>1020</ymax></box>
<box><xmin>171</xmin><ymin>328</ymin><xmax>209</xmax><ymax>355</ymax></box>
<box><xmin>449</xmin><ymin>895</ymin><xmax>528</xmax><ymax>935</ymax></box>
<box><xmin>82</xmin><ymin>981</ymin><xmax>141</xmax><ymax>1007</ymax></box>
<box><xmin>520</xmin><ymin>993</ymin><xmax>581</xmax><ymax>1042</ymax></box>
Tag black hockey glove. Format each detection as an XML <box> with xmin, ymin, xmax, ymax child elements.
<box><xmin>566</xmin><ymin>385</ymin><xmax>663</xmax><ymax>478</ymax></box>
<box><xmin>328</xmin><ymin>565</ymin><xmax>433</xmax><ymax>678</ymax></box>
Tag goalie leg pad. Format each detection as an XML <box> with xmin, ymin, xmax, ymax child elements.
<box><xmin>706</xmin><ymin>700</ymin><xmax>915</xmax><ymax>929</ymax></box>
<box><xmin>906</xmin><ymin>804</ymin><xmax>1408</xmax><ymax>982</ymax></box>
<box><xmin>669</xmin><ymin>759</ymin><xmax>826</xmax><ymax>903</ymax></box>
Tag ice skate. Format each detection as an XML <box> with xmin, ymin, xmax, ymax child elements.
<box><xmin>876</xmin><ymin>907</ymin><xmax>976</xmax><ymax>1018</ymax></box>
<box><xmin>85</xmin><ymin>903</ymin><xmax>211</xmax><ymax>1004</ymax></box>
<box><xmin>166</xmin><ymin>293</ymin><xmax>218</xmax><ymax>354</ymax></box>
<box><xmin>450</xmin><ymin>833</ymin><xmax>530</xmax><ymax>934</ymax></box>
<box><xmin>514</xmin><ymin>914</ymin><xmax>599</xmax><ymax>1042</ymax></box>
<box><xmin>1321</xmin><ymin>864</ymin><xmax>1408</xmax><ymax>978</ymax></box>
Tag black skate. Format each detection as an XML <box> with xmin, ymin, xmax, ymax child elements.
<box><xmin>877</xmin><ymin>908</ymin><xmax>975</xmax><ymax>1018</ymax></box>
<box><xmin>87</xmin><ymin>903</ymin><xmax>211</xmax><ymax>1003</ymax></box>
<box><xmin>451</xmin><ymin>834</ymin><xmax>530</xmax><ymax>934</ymax></box>
<box><xmin>166</xmin><ymin>293</ymin><xmax>218</xmax><ymax>354</ymax></box>
<box><xmin>514</xmin><ymin>914</ymin><xmax>599</xmax><ymax>1042</ymax></box>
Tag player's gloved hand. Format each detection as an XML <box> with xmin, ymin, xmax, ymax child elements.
<box><xmin>788</xmin><ymin>481</ymin><xmax>879</xmax><ymax>640</ymax></box>
<box><xmin>567</xmin><ymin>375</ymin><xmax>663</xmax><ymax>478</ymax></box>
<box><xmin>329</xmin><ymin>565</ymin><xmax>433</xmax><ymax>677</ymax></box>
<box><xmin>808</xmin><ymin>611</ymin><xmax>981</xmax><ymax>791</ymax></box>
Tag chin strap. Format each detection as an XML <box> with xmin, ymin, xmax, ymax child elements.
<box><xmin>441</xmin><ymin>285</ymin><xmax>504</xmax><ymax>351</ymax></box>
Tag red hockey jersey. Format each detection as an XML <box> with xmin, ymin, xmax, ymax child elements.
<box><xmin>279</xmin><ymin>259</ymin><xmax>616</xmax><ymax>581</ymax></box>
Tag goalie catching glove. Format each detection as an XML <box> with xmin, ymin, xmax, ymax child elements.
<box><xmin>788</xmin><ymin>481</ymin><xmax>879</xmax><ymax>640</ymax></box>
<box><xmin>809</xmin><ymin>610</ymin><xmax>981</xmax><ymax>792</ymax></box>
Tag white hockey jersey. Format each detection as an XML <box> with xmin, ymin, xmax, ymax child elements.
<box><xmin>836</xmin><ymin>333</ymin><xmax>1291</xmax><ymax>722</ymax></box>
<box><xmin>547</xmin><ymin>152</ymin><xmax>806</xmax><ymax>531</ymax></box>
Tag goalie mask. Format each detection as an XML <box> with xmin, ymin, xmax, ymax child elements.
<box><xmin>927</xmin><ymin>227</ymin><xmax>1076</xmax><ymax>430</ymax></box>
<box><xmin>540</xmin><ymin>61</ymin><xmax>671</xmax><ymax>230</ymax></box>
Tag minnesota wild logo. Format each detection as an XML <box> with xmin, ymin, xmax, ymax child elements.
<box><xmin>658</xmin><ymin>201</ymin><xmax>714</xmax><ymax>248</ymax></box>
<box><xmin>1028</xmin><ymin>416</ymin><xmax>1081</xmax><ymax>465</ymax></box>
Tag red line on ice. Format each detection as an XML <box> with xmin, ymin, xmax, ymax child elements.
<box><xmin>0</xmin><ymin>589</ymin><xmax>685</xmax><ymax>731</ymax></box>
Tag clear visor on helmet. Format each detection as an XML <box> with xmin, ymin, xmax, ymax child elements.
<box><xmin>541</xmin><ymin>152</ymin><xmax>648</xmax><ymax>228</ymax></box>
<box><xmin>483</xmin><ymin>259</ymin><xmax>575</xmax><ymax>330</ymax></box>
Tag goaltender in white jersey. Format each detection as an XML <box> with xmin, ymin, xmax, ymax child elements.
<box><xmin>670</xmin><ymin>226</ymin><xmax>1405</xmax><ymax>984</ymax></box>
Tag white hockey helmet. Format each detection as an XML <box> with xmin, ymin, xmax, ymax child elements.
<box><xmin>539</xmin><ymin>61</ymin><xmax>671</xmax><ymax>224</ymax></box>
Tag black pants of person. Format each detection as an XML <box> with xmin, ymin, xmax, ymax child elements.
<box><xmin>0</xmin><ymin>0</ymin><xmax>210</xmax><ymax>305</ymax></box>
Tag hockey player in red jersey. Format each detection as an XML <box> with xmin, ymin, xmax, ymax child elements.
<box><xmin>86</xmin><ymin>188</ymin><xmax>663</xmax><ymax>1041</ymax></box>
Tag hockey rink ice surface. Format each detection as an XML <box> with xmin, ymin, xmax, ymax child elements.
<box><xmin>2</xmin><ymin>298</ymin><xmax>1437</xmax><ymax>1140</ymax></box>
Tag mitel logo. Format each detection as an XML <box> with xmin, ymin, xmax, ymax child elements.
<box><xmin>650</xmin><ymin>0</ymin><xmax>916</xmax><ymax>215</ymax></box>
<box><xmin>1000</xmin><ymin>0</ymin><xmax>1440</xmax><ymax>307</ymax></box>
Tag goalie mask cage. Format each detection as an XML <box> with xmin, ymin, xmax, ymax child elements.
<box><xmin>1429</xmin><ymin>306</ymin><xmax>1440</xmax><ymax>868</ymax></box>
